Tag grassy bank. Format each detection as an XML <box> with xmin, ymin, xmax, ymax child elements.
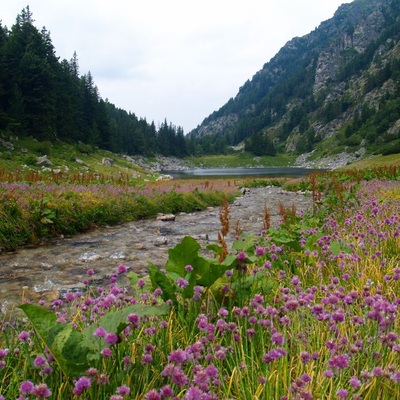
<box><xmin>0</xmin><ymin>177</ymin><xmax>238</xmax><ymax>251</ymax></box>
<box><xmin>0</xmin><ymin>167</ymin><xmax>399</xmax><ymax>398</ymax></box>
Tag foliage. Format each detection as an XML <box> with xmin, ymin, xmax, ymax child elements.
<box><xmin>0</xmin><ymin>8</ymin><xmax>191</xmax><ymax>158</ymax></box>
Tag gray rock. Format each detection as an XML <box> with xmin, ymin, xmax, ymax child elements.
<box><xmin>102</xmin><ymin>157</ymin><xmax>114</xmax><ymax>166</ymax></box>
<box><xmin>154</xmin><ymin>236</ymin><xmax>168</xmax><ymax>246</ymax></box>
<box><xmin>36</xmin><ymin>155</ymin><xmax>53</xmax><ymax>166</ymax></box>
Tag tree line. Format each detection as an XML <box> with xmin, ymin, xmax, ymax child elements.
<box><xmin>0</xmin><ymin>7</ymin><xmax>195</xmax><ymax>157</ymax></box>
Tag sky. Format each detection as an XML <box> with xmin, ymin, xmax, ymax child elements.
<box><xmin>2</xmin><ymin>0</ymin><xmax>349</xmax><ymax>133</ymax></box>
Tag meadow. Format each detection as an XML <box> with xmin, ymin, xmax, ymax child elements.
<box><xmin>0</xmin><ymin>166</ymin><xmax>399</xmax><ymax>399</ymax></box>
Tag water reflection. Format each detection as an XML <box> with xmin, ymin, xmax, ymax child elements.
<box><xmin>163</xmin><ymin>167</ymin><xmax>318</xmax><ymax>178</ymax></box>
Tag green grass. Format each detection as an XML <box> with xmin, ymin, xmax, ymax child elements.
<box><xmin>0</xmin><ymin>136</ymin><xmax>147</xmax><ymax>177</ymax></box>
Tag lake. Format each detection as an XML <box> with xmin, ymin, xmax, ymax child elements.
<box><xmin>163</xmin><ymin>167</ymin><xmax>319</xmax><ymax>179</ymax></box>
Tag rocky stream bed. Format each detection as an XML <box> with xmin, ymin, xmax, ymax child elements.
<box><xmin>0</xmin><ymin>186</ymin><xmax>313</xmax><ymax>311</ymax></box>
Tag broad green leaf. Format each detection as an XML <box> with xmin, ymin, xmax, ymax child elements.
<box><xmin>50</xmin><ymin>324</ymin><xmax>98</xmax><ymax>377</ymax></box>
<box><xmin>85</xmin><ymin>302</ymin><xmax>170</xmax><ymax>339</ymax></box>
<box><xmin>148</xmin><ymin>262</ymin><xmax>177</xmax><ymax>306</ymax></box>
<box><xmin>19</xmin><ymin>304</ymin><xmax>98</xmax><ymax>377</ymax></box>
<box><xmin>165</xmin><ymin>236</ymin><xmax>201</xmax><ymax>276</ymax></box>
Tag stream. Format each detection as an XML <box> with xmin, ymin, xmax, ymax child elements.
<box><xmin>0</xmin><ymin>186</ymin><xmax>313</xmax><ymax>311</ymax></box>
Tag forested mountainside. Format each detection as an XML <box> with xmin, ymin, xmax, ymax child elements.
<box><xmin>189</xmin><ymin>0</ymin><xmax>400</xmax><ymax>158</ymax></box>
<box><xmin>0</xmin><ymin>7</ymin><xmax>191</xmax><ymax>158</ymax></box>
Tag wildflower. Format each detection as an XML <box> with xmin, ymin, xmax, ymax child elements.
<box><xmin>391</xmin><ymin>371</ymin><xmax>400</xmax><ymax>383</ymax></box>
<box><xmin>116</xmin><ymin>385</ymin><xmax>130</xmax><ymax>396</ymax></box>
<box><xmin>349</xmin><ymin>376</ymin><xmax>361</xmax><ymax>389</ymax></box>
<box><xmin>262</xmin><ymin>348</ymin><xmax>287</xmax><ymax>363</ymax></box>
<box><xmin>170</xmin><ymin>365</ymin><xmax>189</xmax><ymax>387</ymax></box>
<box><xmin>145</xmin><ymin>389</ymin><xmax>161</xmax><ymax>400</ymax></box>
<box><xmin>137</xmin><ymin>279</ymin><xmax>146</xmax><ymax>288</ymax></box>
<box><xmin>33</xmin><ymin>383</ymin><xmax>52</xmax><ymax>398</ymax></box>
<box><xmin>127</xmin><ymin>314</ymin><xmax>140</xmax><ymax>328</ymax></box>
<box><xmin>336</xmin><ymin>388</ymin><xmax>349</xmax><ymax>399</ymax></box>
<box><xmin>323</xmin><ymin>370</ymin><xmax>334</xmax><ymax>378</ymax></box>
<box><xmin>300</xmin><ymin>352</ymin><xmax>311</xmax><ymax>364</ymax></box>
<box><xmin>101</xmin><ymin>348</ymin><xmax>113</xmax><ymax>357</ymax></box>
<box><xmin>0</xmin><ymin>349</ymin><xmax>9</xmax><ymax>358</ymax></box>
<box><xmin>271</xmin><ymin>332</ymin><xmax>285</xmax><ymax>346</ymax></box>
<box><xmin>372</xmin><ymin>367</ymin><xmax>383</xmax><ymax>377</ymax></box>
<box><xmin>73</xmin><ymin>376</ymin><xmax>91</xmax><ymax>395</ymax></box>
<box><xmin>184</xmin><ymin>386</ymin><xmax>204</xmax><ymax>399</ymax></box>
<box><xmin>18</xmin><ymin>331</ymin><xmax>30</xmax><ymax>341</ymax></box>
<box><xmin>168</xmin><ymin>349</ymin><xmax>188</xmax><ymax>364</ymax></box>
<box><xmin>86</xmin><ymin>367</ymin><xmax>99</xmax><ymax>376</ymax></box>
<box><xmin>105</xmin><ymin>332</ymin><xmax>119</xmax><ymax>345</ymax></box>
<box><xmin>116</xmin><ymin>264</ymin><xmax>128</xmax><ymax>274</ymax></box>
<box><xmin>110</xmin><ymin>396</ymin><xmax>124</xmax><ymax>400</ymax></box>
<box><xmin>87</xmin><ymin>268</ymin><xmax>95</xmax><ymax>275</ymax></box>
<box><xmin>93</xmin><ymin>326</ymin><xmax>107</xmax><ymax>338</ymax></box>
<box><xmin>237</xmin><ymin>252</ymin><xmax>246</xmax><ymax>261</ymax></box>
<box><xmin>20</xmin><ymin>381</ymin><xmax>34</xmax><ymax>395</ymax></box>
<box><xmin>176</xmin><ymin>277</ymin><xmax>189</xmax><ymax>288</ymax></box>
<box><xmin>33</xmin><ymin>355</ymin><xmax>47</xmax><ymax>367</ymax></box>
<box><xmin>328</xmin><ymin>353</ymin><xmax>350</xmax><ymax>370</ymax></box>
<box><xmin>160</xmin><ymin>385</ymin><xmax>174</xmax><ymax>397</ymax></box>
<box><xmin>142</xmin><ymin>353</ymin><xmax>153</xmax><ymax>364</ymax></box>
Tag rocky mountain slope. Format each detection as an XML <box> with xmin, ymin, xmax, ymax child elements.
<box><xmin>189</xmin><ymin>0</ymin><xmax>400</xmax><ymax>163</ymax></box>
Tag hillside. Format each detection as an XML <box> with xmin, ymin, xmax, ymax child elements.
<box><xmin>189</xmin><ymin>0</ymin><xmax>400</xmax><ymax>164</ymax></box>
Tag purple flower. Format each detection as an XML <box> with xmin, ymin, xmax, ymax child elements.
<box><xmin>33</xmin><ymin>356</ymin><xmax>47</xmax><ymax>367</ymax></box>
<box><xmin>323</xmin><ymin>370</ymin><xmax>334</xmax><ymax>378</ymax></box>
<box><xmin>171</xmin><ymin>365</ymin><xmax>189</xmax><ymax>387</ymax></box>
<box><xmin>349</xmin><ymin>376</ymin><xmax>361</xmax><ymax>389</ymax></box>
<box><xmin>145</xmin><ymin>389</ymin><xmax>161</xmax><ymax>400</ymax></box>
<box><xmin>336</xmin><ymin>388</ymin><xmax>349</xmax><ymax>399</ymax></box>
<box><xmin>116</xmin><ymin>385</ymin><xmax>130</xmax><ymax>396</ymax></box>
<box><xmin>185</xmin><ymin>265</ymin><xmax>193</xmax><ymax>271</ymax></box>
<box><xmin>73</xmin><ymin>376</ymin><xmax>91</xmax><ymax>395</ymax></box>
<box><xmin>160</xmin><ymin>385</ymin><xmax>174</xmax><ymax>397</ymax></box>
<box><xmin>391</xmin><ymin>371</ymin><xmax>400</xmax><ymax>383</ymax></box>
<box><xmin>18</xmin><ymin>331</ymin><xmax>30</xmax><ymax>341</ymax></box>
<box><xmin>184</xmin><ymin>386</ymin><xmax>204</xmax><ymax>399</ymax></box>
<box><xmin>93</xmin><ymin>326</ymin><xmax>107</xmax><ymax>338</ymax></box>
<box><xmin>328</xmin><ymin>353</ymin><xmax>350</xmax><ymax>370</ymax></box>
<box><xmin>0</xmin><ymin>349</ymin><xmax>9</xmax><ymax>358</ymax></box>
<box><xmin>271</xmin><ymin>332</ymin><xmax>285</xmax><ymax>346</ymax></box>
<box><xmin>372</xmin><ymin>367</ymin><xmax>383</xmax><ymax>377</ymax></box>
<box><xmin>141</xmin><ymin>353</ymin><xmax>153</xmax><ymax>364</ymax></box>
<box><xmin>33</xmin><ymin>383</ymin><xmax>52</xmax><ymax>398</ymax></box>
<box><xmin>20</xmin><ymin>381</ymin><xmax>34</xmax><ymax>395</ymax></box>
<box><xmin>176</xmin><ymin>277</ymin><xmax>189</xmax><ymax>288</ymax></box>
<box><xmin>262</xmin><ymin>348</ymin><xmax>287</xmax><ymax>363</ymax></box>
<box><xmin>116</xmin><ymin>264</ymin><xmax>128</xmax><ymax>274</ymax></box>
<box><xmin>101</xmin><ymin>348</ymin><xmax>113</xmax><ymax>357</ymax></box>
<box><xmin>168</xmin><ymin>349</ymin><xmax>188</xmax><ymax>364</ymax></box>
<box><xmin>300</xmin><ymin>352</ymin><xmax>311</xmax><ymax>364</ymax></box>
<box><xmin>105</xmin><ymin>332</ymin><xmax>119</xmax><ymax>345</ymax></box>
<box><xmin>110</xmin><ymin>396</ymin><xmax>124</xmax><ymax>400</ymax></box>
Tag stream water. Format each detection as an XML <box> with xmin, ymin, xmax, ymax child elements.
<box><xmin>0</xmin><ymin>186</ymin><xmax>313</xmax><ymax>312</ymax></box>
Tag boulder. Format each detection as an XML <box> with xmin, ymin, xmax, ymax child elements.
<box><xmin>36</xmin><ymin>155</ymin><xmax>53</xmax><ymax>166</ymax></box>
<box><xmin>102</xmin><ymin>157</ymin><xmax>114</xmax><ymax>166</ymax></box>
<box><xmin>156</xmin><ymin>214</ymin><xmax>176</xmax><ymax>221</ymax></box>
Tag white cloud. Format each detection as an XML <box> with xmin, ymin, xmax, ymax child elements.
<box><xmin>2</xmin><ymin>0</ymin><xmax>348</xmax><ymax>132</ymax></box>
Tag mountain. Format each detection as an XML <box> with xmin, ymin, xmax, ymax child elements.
<box><xmin>189</xmin><ymin>0</ymin><xmax>400</xmax><ymax>160</ymax></box>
